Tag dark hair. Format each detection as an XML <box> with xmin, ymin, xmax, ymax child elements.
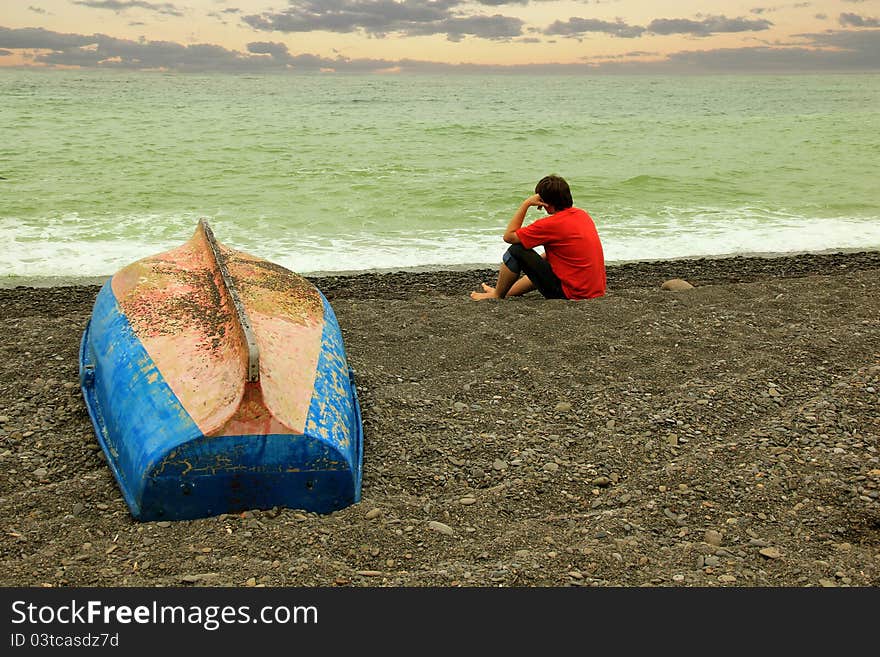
<box><xmin>535</xmin><ymin>175</ymin><xmax>573</xmax><ymax>210</ymax></box>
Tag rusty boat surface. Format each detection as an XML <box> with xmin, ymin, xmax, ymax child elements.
<box><xmin>79</xmin><ymin>220</ymin><xmax>363</xmax><ymax>521</ymax></box>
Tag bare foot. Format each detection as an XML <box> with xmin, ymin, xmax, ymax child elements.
<box><xmin>470</xmin><ymin>283</ymin><xmax>500</xmax><ymax>301</ymax></box>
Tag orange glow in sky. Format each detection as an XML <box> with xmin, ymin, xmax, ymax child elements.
<box><xmin>2</xmin><ymin>1</ymin><xmax>879</xmax><ymax>72</ymax></box>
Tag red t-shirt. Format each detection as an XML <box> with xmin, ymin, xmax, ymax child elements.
<box><xmin>515</xmin><ymin>207</ymin><xmax>606</xmax><ymax>300</ymax></box>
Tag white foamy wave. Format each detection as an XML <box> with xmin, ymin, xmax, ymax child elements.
<box><xmin>255</xmin><ymin>228</ymin><xmax>507</xmax><ymax>275</ymax></box>
<box><xmin>0</xmin><ymin>238</ymin><xmax>184</xmax><ymax>278</ymax></box>
<box><xmin>600</xmin><ymin>208</ymin><xmax>880</xmax><ymax>263</ymax></box>
<box><xmin>1</xmin><ymin>211</ymin><xmax>879</xmax><ymax>279</ymax></box>
<box><xmin>0</xmin><ymin>212</ymin><xmax>199</xmax><ymax>277</ymax></box>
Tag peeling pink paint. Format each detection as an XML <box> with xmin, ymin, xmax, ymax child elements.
<box><xmin>111</xmin><ymin>223</ymin><xmax>324</xmax><ymax>438</ymax></box>
<box><xmin>233</xmin><ymin>312</ymin><xmax>322</xmax><ymax>436</ymax></box>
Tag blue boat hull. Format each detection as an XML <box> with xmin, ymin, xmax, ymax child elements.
<box><xmin>79</xmin><ymin>239</ymin><xmax>363</xmax><ymax>521</ymax></box>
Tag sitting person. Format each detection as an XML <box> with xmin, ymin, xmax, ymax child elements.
<box><xmin>470</xmin><ymin>175</ymin><xmax>606</xmax><ymax>301</ymax></box>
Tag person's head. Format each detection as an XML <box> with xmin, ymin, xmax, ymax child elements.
<box><xmin>535</xmin><ymin>175</ymin><xmax>573</xmax><ymax>211</ymax></box>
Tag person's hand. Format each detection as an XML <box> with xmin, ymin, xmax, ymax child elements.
<box><xmin>524</xmin><ymin>194</ymin><xmax>548</xmax><ymax>210</ymax></box>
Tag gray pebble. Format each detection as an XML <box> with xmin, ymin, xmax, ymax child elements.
<box><xmin>759</xmin><ymin>547</ymin><xmax>782</xmax><ymax>559</ymax></box>
<box><xmin>428</xmin><ymin>521</ymin><xmax>454</xmax><ymax>536</ymax></box>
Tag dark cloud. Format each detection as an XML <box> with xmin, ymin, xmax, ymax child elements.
<box><xmin>0</xmin><ymin>26</ymin><xmax>250</xmax><ymax>70</ymax></box>
<box><xmin>1</xmin><ymin>23</ymin><xmax>878</xmax><ymax>74</ymax></box>
<box><xmin>840</xmin><ymin>13</ymin><xmax>880</xmax><ymax>27</ymax></box>
<box><xmin>656</xmin><ymin>28</ymin><xmax>880</xmax><ymax>72</ymax></box>
<box><xmin>750</xmin><ymin>3</ymin><xmax>810</xmax><ymax>14</ymax></box>
<box><xmin>545</xmin><ymin>14</ymin><xmax>772</xmax><ymax>39</ymax></box>
<box><xmin>408</xmin><ymin>15</ymin><xmax>523</xmax><ymax>41</ymax></box>
<box><xmin>242</xmin><ymin>0</ymin><xmax>522</xmax><ymax>41</ymax></box>
<box><xmin>209</xmin><ymin>7</ymin><xmax>242</xmax><ymax>23</ymax></box>
<box><xmin>243</xmin><ymin>1</ymin><xmax>459</xmax><ymax>34</ymax></box>
<box><xmin>0</xmin><ymin>49</ymin><xmax>12</xmax><ymax>56</ymax></box>
<box><xmin>586</xmin><ymin>50</ymin><xmax>658</xmax><ymax>61</ymax></box>
<box><xmin>0</xmin><ymin>24</ymin><xmax>420</xmax><ymax>71</ymax></box>
<box><xmin>815</xmin><ymin>14</ymin><xmax>827</xmax><ymax>20</ymax></box>
<box><xmin>243</xmin><ymin>40</ymin><xmax>406</xmax><ymax>70</ymax></box>
<box><xmin>544</xmin><ymin>17</ymin><xmax>645</xmax><ymax>39</ymax></box>
<box><xmin>647</xmin><ymin>15</ymin><xmax>772</xmax><ymax>36</ymax></box>
<box><xmin>28</xmin><ymin>5</ymin><xmax>48</xmax><ymax>14</ymax></box>
<box><xmin>0</xmin><ymin>26</ymin><xmax>94</xmax><ymax>50</ymax></box>
<box><xmin>72</xmin><ymin>1</ymin><xmax>183</xmax><ymax>17</ymax></box>
<box><xmin>246</xmin><ymin>41</ymin><xmax>291</xmax><ymax>57</ymax></box>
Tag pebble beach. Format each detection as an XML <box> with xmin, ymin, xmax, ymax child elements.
<box><xmin>1</xmin><ymin>250</ymin><xmax>878</xmax><ymax>587</ymax></box>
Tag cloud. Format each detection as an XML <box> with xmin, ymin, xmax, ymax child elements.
<box><xmin>839</xmin><ymin>13</ymin><xmax>880</xmax><ymax>27</ymax></box>
<box><xmin>543</xmin><ymin>13</ymin><xmax>774</xmax><ymax>40</ymax></box>
<box><xmin>243</xmin><ymin>40</ymin><xmax>407</xmax><ymax>70</ymax></box>
<box><xmin>544</xmin><ymin>18</ymin><xmax>645</xmax><ymax>39</ymax></box>
<box><xmin>0</xmin><ymin>26</ymin><xmax>247</xmax><ymax>69</ymax></box>
<box><xmin>0</xmin><ymin>24</ymin><xmax>425</xmax><ymax>71</ymax></box>
<box><xmin>410</xmin><ymin>15</ymin><xmax>524</xmax><ymax>41</ymax></box>
<box><xmin>661</xmin><ymin>28</ymin><xmax>880</xmax><ymax>72</ymax></box>
<box><xmin>71</xmin><ymin>1</ymin><xmax>183</xmax><ymax>17</ymax></box>
<box><xmin>647</xmin><ymin>15</ymin><xmax>772</xmax><ymax>36</ymax></box>
<box><xmin>0</xmin><ymin>49</ymin><xmax>12</xmax><ymax>56</ymax></box>
<box><xmin>1</xmin><ymin>23</ymin><xmax>878</xmax><ymax>74</ymax></box>
<box><xmin>246</xmin><ymin>41</ymin><xmax>291</xmax><ymax>57</ymax></box>
<box><xmin>584</xmin><ymin>50</ymin><xmax>658</xmax><ymax>61</ymax></box>
<box><xmin>803</xmin><ymin>26</ymin><xmax>880</xmax><ymax>59</ymax></box>
<box><xmin>0</xmin><ymin>26</ymin><xmax>94</xmax><ymax>50</ymax></box>
<box><xmin>28</xmin><ymin>5</ymin><xmax>48</xmax><ymax>14</ymax></box>
<box><xmin>750</xmin><ymin>3</ymin><xmax>810</xmax><ymax>14</ymax></box>
<box><xmin>242</xmin><ymin>0</ymin><xmax>523</xmax><ymax>41</ymax></box>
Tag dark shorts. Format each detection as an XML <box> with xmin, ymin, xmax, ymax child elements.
<box><xmin>502</xmin><ymin>243</ymin><xmax>565</xmax><ymax>299</ymax></box>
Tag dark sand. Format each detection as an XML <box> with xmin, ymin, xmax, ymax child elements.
<box><xmin>1</xmin><ymin>251</ymin><xmax>878</xmax><ymax>587</ymax></box>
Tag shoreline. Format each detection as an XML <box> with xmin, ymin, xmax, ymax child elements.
<box><xmin>2</xmin><ymin>246</ymin><xmax>879</xmax><ymax>289</ymax></box>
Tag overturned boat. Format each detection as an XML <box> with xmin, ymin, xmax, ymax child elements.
<box><xmin>79</xmin><ymin>220</ymin><xmax>363</xmax><ymax>521</ymax></box>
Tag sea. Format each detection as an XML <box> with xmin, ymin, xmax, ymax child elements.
<box><xmin>2</xmin><ymin>70</ymin><xmax>879</xmax><ymax>284</ymax></box>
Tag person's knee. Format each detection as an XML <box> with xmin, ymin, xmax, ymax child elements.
<box><xmin>503</xmin><ymin>245</ymin><xmax>523</xmax><ymax>274</ymax></box>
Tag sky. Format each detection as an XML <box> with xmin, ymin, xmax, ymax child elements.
<box><xmin>1</xmin><ymin>0</ymin><xmax>879</xmax><ymax>73</ymax></box>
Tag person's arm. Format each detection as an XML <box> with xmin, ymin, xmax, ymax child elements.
<box><xmin>503</xmin><ymin>194</ymin><xmax>547</xmax><ymax>244</ymax></box>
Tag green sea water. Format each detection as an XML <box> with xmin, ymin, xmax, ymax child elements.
<box><xmin>2</xmin><ymin>70</ymin><xmax>879</xmax><ymax>278</ymax></box>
